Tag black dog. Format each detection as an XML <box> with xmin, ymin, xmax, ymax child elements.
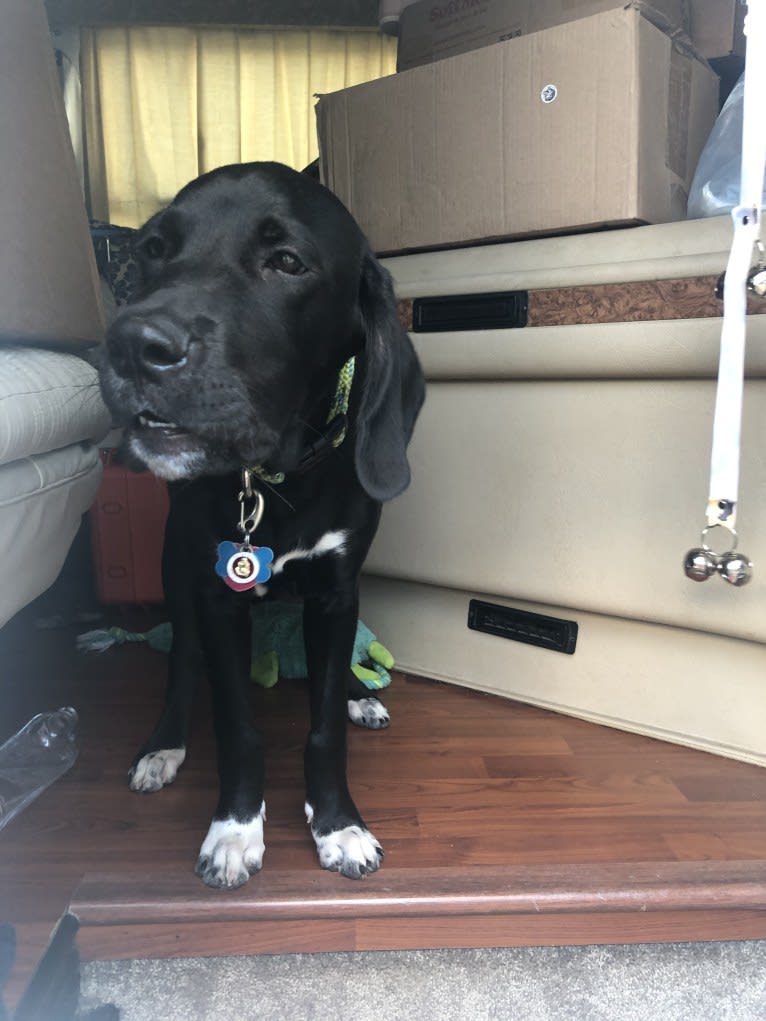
<box><xmin>99</xmin><ymin>162</ymin><xmax>425</xmax><ymax>888</ymax></box>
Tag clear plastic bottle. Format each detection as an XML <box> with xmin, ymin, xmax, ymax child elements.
<box><xmin>0</xmin><ymin>707</ymin><xmax>79</xmax><ymax>832</ymax></box>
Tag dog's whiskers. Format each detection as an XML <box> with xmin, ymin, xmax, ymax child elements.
<box><xmin>258</xmin><ymin>477</ymin><xmax>296</xmax><ymax>512</ymax></box>
<box><xmin>296</xmin><ymin>416</ymin><xmax>325</xmax><ymax>439</ymax></box>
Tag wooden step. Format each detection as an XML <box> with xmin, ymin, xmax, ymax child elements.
<box><xmin>70</xmin><ymin>860</ymin><xmax>766</xmax><ymax>958</ymax></box>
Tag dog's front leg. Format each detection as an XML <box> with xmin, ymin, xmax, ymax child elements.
<box><xmin>195</xmin><ymin>591</ymin><xmax>266</xmax><ymax>889</ymax></box>
<box><xmin>129</xmin><ymin>508</ymin><xmax>201</xmax><ymax>793</ymax></box>
<box><xmin>303</xmin><ymin>592</ymin><xmax>384</xmax><ymax>879</ymax></box>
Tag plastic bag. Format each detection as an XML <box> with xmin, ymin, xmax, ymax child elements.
<box><xmin>687</xmin><ymin>74</ymin><xmax>756</xmax><ymax>219</ymax></box>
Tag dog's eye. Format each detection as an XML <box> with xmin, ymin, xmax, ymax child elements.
<box><xmin>142</xmin><ymin>236</ymin><xmax>166</xmax><ymax>260</ymax></box>
<box><xmin>268</xmin><ymin>251</ymin><xmax>305</xmax><ymax>275</ymax></box>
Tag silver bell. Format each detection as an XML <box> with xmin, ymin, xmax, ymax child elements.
<box><xmin>717</xmin><ymin>551</ymin><xmax>753</xmax><ymax>587</ymax></box>
<box><xmin>747</xmin><ymin>265</ymin><xmax>766</xmax><ymax>300</ymax></box>
<box><xmin>683</xmin><ymin>547</ymin><xmax>719</xmax><ymax>582</ymax></box>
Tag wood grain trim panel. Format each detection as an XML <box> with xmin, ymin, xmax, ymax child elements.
<box><xmin>71</xmin><ymin>861</ymin><xmax>766</xmax><ymax>927</ymax></box>
<box><xmin>75</xmin><ymin>910</ymin><xmax>766</xmax><ymax>961</ymax></box>
<box><xmin>398</xmin><ymin>277</ymin><xmax>766</xmax><ymax>331</ymax></box>
<box><xmin>529</xmin><ymin>276</ymin><xmax>728</xmax><ymax>326</ymax></box>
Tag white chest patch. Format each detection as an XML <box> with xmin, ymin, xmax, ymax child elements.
<box><xmin>254</xmin><ymin>529</ymin><xmax>348</xmax><ymax>595</ymax></box>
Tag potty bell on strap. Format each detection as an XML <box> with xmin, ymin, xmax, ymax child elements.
<box><xmin>683</xmin><ymin>526</ymin><xmax>753</xmax><ymax>588</ymax></box>
<box><xmin>684</xmin><ymin>0</ymin><xmax>765</xmax><ymax>588</ymax></box>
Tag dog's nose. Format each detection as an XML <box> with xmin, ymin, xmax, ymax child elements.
<box><xmin>110</xmin><ymin>315</ymin><xmax>191</xmax><ymax>380</ymax></box>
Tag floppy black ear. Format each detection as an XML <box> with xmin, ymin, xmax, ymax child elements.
<box><xmin>354</xmin><ymin>252</ymin><xmax>425</xmax><ymax>502</ymax></box>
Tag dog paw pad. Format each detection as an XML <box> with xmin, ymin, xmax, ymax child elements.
<box><xmin>347</xmin><ymin>697</ymin><xmax>390</xmax><ymax>730</ymax></box>
<box><xmin>129</xmin><ymin>747</ymin><xmax>186</xmax><ymax>792</ymax></box>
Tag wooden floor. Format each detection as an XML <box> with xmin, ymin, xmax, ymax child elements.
<box><xmin>1</xmin><ymin>608</ymin><xmax>765</xmax><ymax>1008</ymax></box>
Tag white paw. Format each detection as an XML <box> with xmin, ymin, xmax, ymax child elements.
<box><xmin>347</xmin><ymin>697</ymin><xmax>390</xmax><ymax>729</ymax></box>
<box><xmin>129</xmin><ymin>747</ymin><xmax>186</xmax><ymax>792</ymax></box>
<box><xmin>195</xmin><ymin>806</ymin><xmax>266</xmax><ymax>889</ymax></box>
<box><xmin>306</xmin><ymin>811</ymin><xmax>383</xmax><ymax>879</ymax></box>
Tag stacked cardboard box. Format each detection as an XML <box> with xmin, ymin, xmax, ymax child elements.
<box><xmin>396</xmin><ymin>0</ymin><xmax>688</xmax><ymax>71</ymax></box>
<box><xmin>395</xmin><ymin>0</ymin><xmax>745</xmax><ymax>71</ymax></box>
<box><xmin>316</xmin><ymin>2</ymin><xmax>719</xmax><ymax>254</ymax></box>
<box><xmin>688</xmin><ymin>0</ymin><xmax>745</xmax><ymax>60</ymax></box>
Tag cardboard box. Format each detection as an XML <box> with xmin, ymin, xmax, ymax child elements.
<box><xmin>0</xmin><ymin>0</ymin><xmax>104</xmax><ymax>348</ymax></box>
<box><xmin>688</xmin><ymin>0</ymin><xmax>745</xmax><ymax>59</ymax></box>
<box><xmin>397</xmin><ymin>0</ymin><xmax>688</xmax><ymax>71</ymax></box>
<box><xmin>317</xmin><ymin>9</ymin><xmax>719</xmax><ymax>255</ymax></box>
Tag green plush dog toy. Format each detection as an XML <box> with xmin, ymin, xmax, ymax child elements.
<box><xmin>78</xmin><ymin>600</ymin><xmax>395</xmax><ymax>690</ymax></box>
<box><xmin>248</xmin><ymin>601</ymin><xmax>394</xmax><ymax>689</ymax></box>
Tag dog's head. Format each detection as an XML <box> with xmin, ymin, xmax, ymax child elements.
<box><xmin>100</xmin><ymin>161</ymin><xmax>424</xmax><ymax>500</ymax></box>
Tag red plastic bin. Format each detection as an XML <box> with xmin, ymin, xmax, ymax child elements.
<box><xmin>90</xmin><ymin>453</ymin><xmax>169</xmax><ymax>604</ymax></box>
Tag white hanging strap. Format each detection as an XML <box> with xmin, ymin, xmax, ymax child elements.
<box><xmin>705</xmin><ymin>0</ymin><xmax>766</xmax><ymax>536</ymax></box>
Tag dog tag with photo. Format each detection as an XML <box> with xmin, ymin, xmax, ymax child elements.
<box><xmin>215</xmin><ymin>540</ymin><xmax>274</xmax><ymax>592</ymax></box>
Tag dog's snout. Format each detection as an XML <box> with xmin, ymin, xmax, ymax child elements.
<box><xmin>110</xmin><ymin>315</ymin><xmax>191</xmax><ymax>380</ymax></box>
<box><xmin>136</xmin><ymin>318</ymin><xmax>190</xmax><ymax>376</ymax></box>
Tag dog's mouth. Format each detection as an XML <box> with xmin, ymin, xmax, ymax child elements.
<box><xmin>123</xmin><ymin>408</ymin><xmax>212</xmax><ymax>480</ymax></box>
<box><xmin>134</xmin><ymin>410</ymin><xmax>188</xmax><ymax>436</ymax></box>
<box><xmin>129</xmin><ymin>409</ymin><xmax>202</xmax><ymax>457</ymax></box>
<box><xmin>121</xmin><ymin>400</ymin><xmax>283</xmax><ymax>480</ymax></box>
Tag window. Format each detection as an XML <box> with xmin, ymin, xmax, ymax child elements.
<box><xmin>81</xmin><ymin>26</ymin><xmax>396</xmax><ymax>226</ymax></box>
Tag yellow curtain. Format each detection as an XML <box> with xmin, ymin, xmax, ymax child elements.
<box><xmin>81</xmin><ymin>26</ymin><xmax>396</xmax><ymax>227</ymax></box>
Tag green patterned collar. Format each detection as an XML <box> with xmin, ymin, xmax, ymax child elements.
<box><xmin>248</xmin><ymin>356</ymin><xmax>356</xmax><ymax>485</ymax></box>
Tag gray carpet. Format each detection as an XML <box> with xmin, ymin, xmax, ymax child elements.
<box><xmin>79</xmin><ymin>941</ymin><xmax>766</xmax><ymax>1021</ymax></box>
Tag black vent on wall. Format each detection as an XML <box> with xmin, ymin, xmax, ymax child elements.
<box><xmin>412</xmin><ymin>291</ymin><xmax>528</xmax><ymax>332</ymax></box>
<box><xmin>468</xmin><ymin>600</ymin><xmax>578</xmax><ymax>655</ymax></box>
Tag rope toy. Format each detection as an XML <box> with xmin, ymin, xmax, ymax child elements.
<box><xmin>77</xmin><ymin>601</ymin><xmax>394</xmax><ymax>691</ymax></box>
